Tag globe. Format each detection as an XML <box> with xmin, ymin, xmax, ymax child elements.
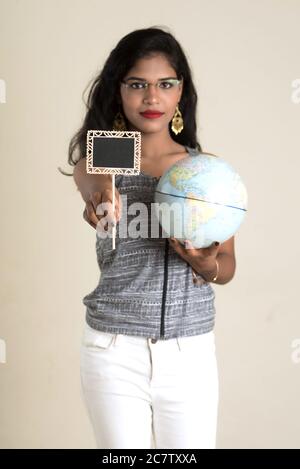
<box><xmin>153</xmin><ymin>152</ymin><xmax>248</xmax><ymax>248</ymax></box>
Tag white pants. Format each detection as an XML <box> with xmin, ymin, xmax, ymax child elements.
<box><xmin>80</xmin><ymin>322</ymin><xmax>219</xmax><ymax>449</ymax></box>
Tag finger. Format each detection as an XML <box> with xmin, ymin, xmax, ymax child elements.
<box><xmin>85</xmin><ymin>200</ymin><xmax>101</xmax><ymax>227</ymax></box>
<box><xmin>90</xmin><ymin>191</ymin><xmax>102</xmax><ymax>212</ymax></box>
<box><xmin>169</xmin><ymin>238</ymin><xmax>188</xmax><ymax>258</ymax></box>
<box><xmin>101</xmin><ymin>189</ymin><xmax>118</xmax><ymax>226</ymax></box>
<box><xmin>183</xmin><ymin>239</ymin><xmax>199</xmax><ymax>255</ymax></box>
<box><xmin>116</xmin><ymin>195</ymin><xmax>123</xmax><ymax>221</ymax></box>
<box><xmin>96</xmin><ymin>202</ymin><xmax>115</xmax><ymax>230</ymax></box>
<box><xmin>92</xmin><ymin>189</ymin><xmax>121</xmax><ymax>223</ymax></box>
<box><xmin>113</xmin><ymin>191</ymin><xmax>123</xmax><ymax>222</ymax></box>
<box><xmin>202</xmin><ymin>241</ymin><xmax>220</xmax><ymax>257</ymax></box>
<box><xmin>114</xmin><ymin>198</ymin><xmax>122</xmax><ymax>222</ymax></box>
<box><xmin>83</xmin><ymin>207</ymin><xmax>97</xmax><ymax>229</ymax></box>
<box><xmin>110</xmin><ymin>189</ymin><xmax>122</xmax><ymax>221</ymax></box>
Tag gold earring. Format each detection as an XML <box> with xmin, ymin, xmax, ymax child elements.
<box><xmin>171</xmin><ymin>105</ymin><xmax>184</xmax><ymax>135</ymax></box>
<box><xmin>113</xmin><ymin>111</ymin><xmax>127</xmax><ymax>131</ymax></box>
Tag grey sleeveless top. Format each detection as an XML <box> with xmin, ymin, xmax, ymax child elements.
<box><xmin>83</xmin><ymin>146</ymin><xmax>216</xmax><ymax>340</ymax></box>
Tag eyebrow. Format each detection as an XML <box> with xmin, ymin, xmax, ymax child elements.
<box><xmin>124</xmin><ymin>76</ymin><xmax>178</xmax><ymax>81</ymax></box>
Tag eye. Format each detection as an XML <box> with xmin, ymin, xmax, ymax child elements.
<box><xmin>129</xmin><ymin>82</ymin><xmax>146</xmax><ymax>89</ymax></box>
<box><xmin>159</xmin><ymin>81</ymin><xmax>174</xmax><ymax>89</ymax></box>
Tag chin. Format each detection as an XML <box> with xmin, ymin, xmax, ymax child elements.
<box><xmin>140</xmin><ymin>124</ymin><xmax>164</xmax><ymax>133</ymax></box>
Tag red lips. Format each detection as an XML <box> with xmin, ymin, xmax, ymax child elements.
<box><xmin>140</xmin><ymin>110</ymin><xmax>164</xmax><ymax>119</ymax></box>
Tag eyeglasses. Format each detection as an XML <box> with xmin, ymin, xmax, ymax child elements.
<box><xmin>120</xmin><ymin>78</ymin><xmax>182</xmax><ymax>93</ymax></box>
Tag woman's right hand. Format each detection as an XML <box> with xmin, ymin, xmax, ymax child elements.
<box><xmin>83</xmin><ymin>187</ymin><xmax>122</xmax><ymax>231</ymax></box>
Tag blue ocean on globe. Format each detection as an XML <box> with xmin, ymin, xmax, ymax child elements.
<box><xmin>154</xmin><ymin>153</ymin><xmax>248</xmax><ymax>248</ymax></box>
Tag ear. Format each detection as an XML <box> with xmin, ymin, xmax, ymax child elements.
<box><xmin>178</xmin><ymin>78</ymin><xmax>183</xmax><ymax>101</ymax></box>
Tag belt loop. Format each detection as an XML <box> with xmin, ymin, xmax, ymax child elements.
<box><xmin>176</xmin><ymin>337</ymin><xmax>181</xmax><ymax>351</ymax></box>
<box><xmin>113</xmin><ymin>334</ymin><xmax>119</xmax><ymax>346</ymax></box>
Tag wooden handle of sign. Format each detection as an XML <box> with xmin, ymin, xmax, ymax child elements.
<box><xmin>112</xmin><ymin>174</ymin><xmax>116</xmax><ymax>250</ymax></box>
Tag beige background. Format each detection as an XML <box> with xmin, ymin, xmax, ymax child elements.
<box><xmin>1</xmin><ymin>0</ymin><xmax>300</xmax><ymax>449</ymax></box>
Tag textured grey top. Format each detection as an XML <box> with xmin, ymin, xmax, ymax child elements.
<box><xmin>83</xmin><ymin>146</ymin><xmax>216</xmax><ymax>340</ymax></box>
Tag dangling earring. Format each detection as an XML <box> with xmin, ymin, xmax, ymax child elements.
<box><xmin>113</xmin><ymin>110</ymin><xmax>127</xmax><ymax>131</ymax></box>
<box><xmin>171</xmin><ymin>104</ymin><xmax>184</xmax><ymax>135</ymax></box>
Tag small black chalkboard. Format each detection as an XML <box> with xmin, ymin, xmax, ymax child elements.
<box><xmin>86</xmin><ymin>130</ymin><xmax>141</xmax><ymax>250</ymax></box>
<box><xmin>86</xmin><ymin>130</ymin><xmax>141</xmax><ymax>175</ymax></box>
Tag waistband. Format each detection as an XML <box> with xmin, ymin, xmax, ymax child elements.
<box><xmin>84</xmin><ymin>322</ymin><xmax>215</xmax><ymax>352</ymax></box>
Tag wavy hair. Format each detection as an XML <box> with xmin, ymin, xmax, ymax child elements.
<box><xmin>60</xmin><ymin>26</ymin><xmax>202</xmax><ymax>175</ymax></box>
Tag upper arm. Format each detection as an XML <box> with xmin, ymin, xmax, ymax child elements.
<box><xmin>73</xmin><ymin>157</ymin><xmax>86</xmax><ymax>184</ymax></box>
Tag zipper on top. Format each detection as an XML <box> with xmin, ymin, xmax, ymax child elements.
<box><xmin>160</xmin><ymin>238</ymin><xmax>169</xmax><ymax>338</ymax></box>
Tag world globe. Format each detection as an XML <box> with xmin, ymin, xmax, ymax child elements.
<box><xmin>153</xmin><ymin>153</ymin><xmax>248</xmax><ymax>248</ymax></box>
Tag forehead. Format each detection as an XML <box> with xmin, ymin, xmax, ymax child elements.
<box><xmin>125</xmin><ymin>54</ymin><xmax>176</xmax><ymax>78</ymax></box>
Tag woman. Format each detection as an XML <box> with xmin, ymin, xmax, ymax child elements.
<box><xmin>69</xmin><ymin>26</ymin><xmax>236</xmax><ymax>449</ymax></box>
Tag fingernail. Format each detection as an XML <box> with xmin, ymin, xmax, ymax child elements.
<box><xmin>185</xmin><ymin>239</ymin><xmax>193</xmax><ymax>248</ymax></box>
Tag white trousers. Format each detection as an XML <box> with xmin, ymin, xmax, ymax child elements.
<box><xmin>80</xmin><ymin>322</ymin><xmax>219</xmax><ymax>449</ymax></box>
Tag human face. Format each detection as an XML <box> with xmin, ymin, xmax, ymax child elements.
<box><xmin>119</xmin><ymin>54</ymin><xmax>183</xmax><ymax>134</ymax></box>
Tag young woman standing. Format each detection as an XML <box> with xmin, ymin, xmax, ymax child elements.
<box><xmin>69</xmin><ymin>27</ymin><xmax>236</xmax><ymax>449</ymax></box>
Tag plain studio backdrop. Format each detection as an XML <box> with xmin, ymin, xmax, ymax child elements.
<box><xmin>0</xmin><ymin>0</ymin><xmax>300</xmax><ymax>449</ymax></box>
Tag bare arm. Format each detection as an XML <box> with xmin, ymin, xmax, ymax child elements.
<box><xmin>169</xmin><ymin>235</ymin><xmax>236</xmax><ymax>285</ymax></box>
<box><xmin>73</xmin><ymin>158</ymin><xmax>121</xmax><ymax>229</ymax></box>
<box><xmin>73</xmin><ymin>157</ymin><xmax>112</xmax><ymax>203</ymax></box>
<box><xmin>200</xmin><ymin>236</ymin><xmax>236</xmax><ymax>285</ymax></box>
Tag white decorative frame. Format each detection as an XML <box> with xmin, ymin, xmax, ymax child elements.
<box><xmin>86</xmin><ymin>130</ymin><xmax>141</xmax><ymax>175</ymax></box>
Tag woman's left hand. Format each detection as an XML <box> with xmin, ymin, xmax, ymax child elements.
<box><xmin>168</xmin><ymin>237</ymin><xmax>220</xmax><ymax>275</ymax></box>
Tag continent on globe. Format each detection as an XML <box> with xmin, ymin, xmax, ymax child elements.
<box><xmin>154</xmin><ymin>153</ymin><xmax>247</xmax><ymax>248</ymax></box>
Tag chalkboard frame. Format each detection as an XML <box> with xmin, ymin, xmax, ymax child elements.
<box><xmin>86</xmin><ymin>130</ymin><xmax>141</xmax><ymax>175</ymax></box>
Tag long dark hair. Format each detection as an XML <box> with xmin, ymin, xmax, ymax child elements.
<box><xmin>60</xmin><ymin>26</ymin><xmax>203</xmax><ymax>175</ymax></box>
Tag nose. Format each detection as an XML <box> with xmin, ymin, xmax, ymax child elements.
<box><xmin>143</xmin><ymin>83</ymin><xmax>159</xmax><ymax>104</ymax></box>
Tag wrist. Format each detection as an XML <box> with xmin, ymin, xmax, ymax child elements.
<box><xmin>192</xmin><ymin>258</ymin><xmax>219</xmax><ymax>284</ymax></box>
